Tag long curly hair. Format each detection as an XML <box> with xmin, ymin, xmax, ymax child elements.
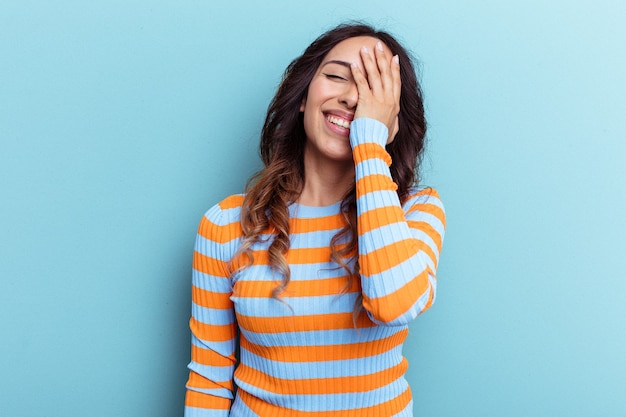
<box><xmin>233</xmin><ymin>23</ymin><xmax>427</xmax><ymax>306</ymax></box>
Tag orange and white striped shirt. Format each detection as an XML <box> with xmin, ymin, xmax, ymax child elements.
<box><xmin>185</xmin><ymin>118</ymin><xmax>446</xmax><ymax>416</ymax></box>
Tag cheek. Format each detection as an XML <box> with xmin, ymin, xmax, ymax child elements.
<box><xmin>306</xmin><ymin>78</ymin><xmax>337</xmax><ymax>104</ymax></box>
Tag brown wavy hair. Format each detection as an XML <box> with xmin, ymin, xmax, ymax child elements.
<box><xmin>234</xmin><ymin>23</ymin><xmax>427</xmax><ymax>308</ymax></box>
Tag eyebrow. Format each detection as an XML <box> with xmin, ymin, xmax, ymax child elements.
<box><xmin>321</xmin><ymin>60</ymin><xmax>352</xmax><ymax>69</ymax></box>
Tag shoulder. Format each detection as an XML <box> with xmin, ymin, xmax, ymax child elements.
<box><xmin>197</xmin><ymin>194</ymin><xmax>245</xmax><ymax>242</ymax></box>
<box><xmin>217</xmin><ymin>194</ymin><xmax>246</xmax><ymax>211</ymax></box>
<box><xmin>202</xmin><ymin>194</ymin><xmax>245</xmax><ymax>223</ymax></box>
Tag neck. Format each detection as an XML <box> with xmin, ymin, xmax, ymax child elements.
<box><xmin>299</xmin><ymin>159</ymin><xmax>355</xmax><ymax>207</ymax></box>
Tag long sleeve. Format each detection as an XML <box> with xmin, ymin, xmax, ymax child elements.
<box><xmin>184</xmin><ymin>200</ymin><xmax>240</xmax><ymax>417</ymax></box>
<box><xmin>350</xmin><ymin>118</ymin><xmax>446</xmax><ymax>326</ymax></box>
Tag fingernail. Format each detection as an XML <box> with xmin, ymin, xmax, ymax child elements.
<box><xmin>393</xmin><ymin>55</ymin><xmax>400</xmax><ymax>64</ymax></box>
<box><xmin>362</xmin><ymin>46</ymin><xmax>369</xmax><ymax>54</ymax></box>
<box><xmin>376</xmin><ymin>41</ymin><xmax>384</xmax><ymax>52</ymax></box>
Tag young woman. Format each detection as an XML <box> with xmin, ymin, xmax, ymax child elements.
<box><xmin>184</xmin><ymin>23</ymin><xmax>446</xmax><ymax>417</ymax></box>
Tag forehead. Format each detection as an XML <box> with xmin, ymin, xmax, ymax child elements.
<box><xmin>324</xmin><ymin>36</ymin><xmax>392</xmax><ymax>60</ymax></box>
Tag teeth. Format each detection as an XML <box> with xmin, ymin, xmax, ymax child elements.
<box><xmin>327</xmin><ymin>115</ymin><xmax>351</xmax><ymax>129</ymax></box>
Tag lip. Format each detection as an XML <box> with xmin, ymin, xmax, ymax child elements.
<box><xmin>323</xmin><ymin>110</ymin><xmax>354</xmax><ymax>137</ymax></box>
<box><xmin>323</xmin><ymin>113</ymin><xmax>351</xmax><ymax>137</ymax></box>
<box><xmin>323</xmin><ymin>110</ymin><xmax>354</xmax><ymax>122</ymax></box>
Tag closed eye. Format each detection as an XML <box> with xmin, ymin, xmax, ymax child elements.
<box><xmin>323</xmin><ymin>73</ymin><xmax>347</xmax><ymax>81</ymax></box>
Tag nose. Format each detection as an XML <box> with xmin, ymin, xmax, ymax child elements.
<box><xmin>338</xmin><ymin>82</ymin><xmax>358</xmax><ymax>110</ymax></box>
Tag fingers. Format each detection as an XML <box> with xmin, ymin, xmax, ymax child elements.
<box><xmin>375</xmin><ymin>42</ymin><xmax>394</xmax><ymax>93</ymax></box>
<box><xmin>349</xmin><ymin>41</ymin><xmax>402</xmax><ymax>139</ymax></box>
<box><xmin>350</xmin><ymin>60</ymin><xmax>370</xmax><ymax>99</ymax></box>
<box><xmin>363</xmin><ymin>42</ymin><xmax>400</xmax><ymax>95</ymax></box>
<box><xmin>361</xmin><ymin>45</ymin><xmax>383</xmax><ymax>95</ymax></box>
<box><xmin>391</xmin><ymin>54</ymin><xmax>401</xmax><ymax>104</ymax></box>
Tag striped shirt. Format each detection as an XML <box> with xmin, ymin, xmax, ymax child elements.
<box><xmin>185</xmin><ymin>118</ymin><xmax>446</xmax><ymax>416</ymax></box>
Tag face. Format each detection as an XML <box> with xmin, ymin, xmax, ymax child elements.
<box><xmin>300</xmin><ymin>36</ymin><xmax>394</xmax><ymax>167</ymax></box>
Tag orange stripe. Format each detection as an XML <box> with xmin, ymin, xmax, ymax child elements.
<box><xmin>421</xmin><ymin>283</ymin><xmax>436</xmax><ymax>311</ymax></box>
<box><xmin>356</xmin><ymin>173</ymin><xmax>398</xmax><ymax>195</ymax></box>
<box><xmin>239</xmin><ymin>385</ymin><xmax>412</xmax><ymax>417</ymax></box>
<box><xmin>187</xmin><ymin>369</ymin><xmax>234</xmax><ymax>388</ymax></box>
<box><xmin>233</xmin><ymin>276</ymin><xmax>359</xmax><ymax>298</ymax></box>
<box><xmin>359</xmin><ymin>239</ymin><xmax>420</xmax><ymax>277</ymax></box>
<box><xmin>406</xmin><ymin>202</ymin><xmax>446</xmax><ymax>228</ymax></box>
<box><xmin>192</xmin><ymin>286</ymin><xmax>233</xmax><ymax>309</ymax></box>
<box><xmin>287</xmin><ymin>246</ymin><xmax>336</xmax><ymax>264</ymax></box>
<box><xmin>358</xmin><ymin>206</ymin><xmax>405</xmax><ymax>234</ymax></box>
<box><xmin>362</xmin><ymin>268</ymin><xmax>431</xmax><ymax>323</ymax></box>
<box><xmin>191</xmin><ymin>344</ymin><xmax>236</xmax><ymax>367</ymax></box>
<box><xmin>420</xmin><ymin>243</ymin><xmax>438</xmax><ymax>269</ymax></box>
<box><xmin>193</xmin><ymin>251</ymin><xmax>229</xmax><ymax>277</ymax></box>
<box><xmin>353</xmin><ymin>142</ymin><xmax>392</xmax><ymax>165</ymax></box>
<box><xmin>202</xmin><ymin>201</ymin><xmax>346</xmax><ymax>241</ymax></box>
<box><xmin>197</xmin><ymin>215</ymin><xmax>242</xmax><ymax>244</ymax></box>
<box><xmin>408</xmin><ymin>220</ymin><xmax>443</xmax><ymax>253</ymax></box>
<box><xmin>237</xmin><ymin>311</ymin><xmax>375</xmax><ymax>334</ymax></box>
<box><xmin>236</xmin><ymin>359</ymin><xmax>407</xmax><ymax>395</ymax></box>
<box><xmin>185</xmin><ymin>389</ymin><xmax>231</xmax><ymax>410</ymax></box>
<box><xmin>219</xmin><ymin>194</ymin><xmax>245</xmax><ymax>210</ymax></box>
<box><xmin>240</xmin><ymin>328</ymin><xmax>407</xmax><ymax>362</ymax></box>
<box><xmin>190</xmin><ymin>317</ymin><xmax>236</xmax><ymax>342</ymax></box>
<box><xmin>414</xmin><ymin>187</ymin><xmax>438</xmax><ymax>198</ymax></box>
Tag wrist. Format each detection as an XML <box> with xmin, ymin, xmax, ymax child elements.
<box><xmin>349</xmin><ymin>118</ymin><xmax>389</xmax><ymax>148</ymax></box>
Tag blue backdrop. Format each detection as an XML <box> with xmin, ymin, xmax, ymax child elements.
<box><xmin>1</xmin><ymin>1</ymin><xmax>625</xmax><ymax>416</ymax></box>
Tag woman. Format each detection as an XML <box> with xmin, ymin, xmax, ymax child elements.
<box><xmin>185</xmin><ymin>23</ymin><xmax>446</xmax><ymax>416</ymax></box>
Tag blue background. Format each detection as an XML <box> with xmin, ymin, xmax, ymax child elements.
<box><xmin>1</xmin><ymin>1</ymin><xmax>625</xmax><ymax>416</ymax></box>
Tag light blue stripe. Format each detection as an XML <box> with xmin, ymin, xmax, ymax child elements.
<box><xmin>289</xmin><ymin>229</ymin><xmax>346</xmax><ymax>248</ymax></box>
<box><xmin>195</xmin><ymin>234</ymin><xmax>238</xmax><ymax>262</ymax></box>
<box><xmin>238</xmin><ymin>325</ymin><xmax>405</xmax><ymax>347</ymax></box>
<box><xmin>356</xmin><ymin>198</ymin><xmax>444</xmax><ymax>252</ymax></box>
<box><xmin>229</xmin><ymin>395</ymin><xmax>259</xmax><ymax>417</ymax></box>
<box><xmin>288</xmin><ymin>200</ymin><xmax>342</xmax><ymax>218</ymax></box>
<box><xmin>403</xmin><ymin>187</ymin><xmax>441</xmax><ymax>206</ymax></box>
<box><xmin>247</xmin><ymin>229</ymin><xmax>348</xmax><ymax>251</ymax></box>
<box><xmin>191</xmin><ymin>303</ymin><xmax>235</xmax><ymax>325</ymax></box>
<box><xmin>191</xmin><ymin>334</ymin><xmax>236</xmax><ymax>357</ymax></box>
<box><xmin>239</xmin><ymin>344</ymin><xmax>404</xmax><ymax>379</ymax></box>
<box><xmin>212</xmin><ymin>203</ymin><xmax>243</xmax><ymax>224</ymax></box>
<box><xmin>356</xmin><ymin>189</ymin><xmax>401</xmax><ymax>213</ymax></box>
<box><xmin>233</xmin><ymin>293</ymin><xmax>357</xmax><ymax>318</ymax></box>
<box><xmin>410</xmin><ymin>228</ymin><xmax>439</xmax><ymax>258</ymax></box>
<box><xmin>361</xmin><ymin>255</ymin><xmax>431</xmax><ymax>298</ymax></box>
<box><xmin>202</xmin><ymin>202</ymin><xmax>241</xmax><ymax>227</ymax></box>
<box><xmin>188</xmin><ymin>362</ymin><xmax>235</xmax><ymax>384</ymax></box>
<box><xmin>350</xmin><ymin>117</ymin><xmax>388</xmax><ymax>147</ymax></box>
<box><xmin>358</xmin><ymin>222</ymin><xmax>412</xmax><ymax>256</ymax></box>
<box><xmin>234</xmin><ymin>375</ymin><xmax>408</xmax><ymax>412</ymax></box>
<box><xmin>406</xmin><ymin>210</ymin><xmax>445</xmax><ymax>237</ymax></box>
<box><xmin>355</xmin><ymin>157</ymin><xmax>392</xmax><ymax>178</ymax></box>
<box><xmin>233</xmin><ymin>263</ymin><xmax>352</xmax><ymax>282</ymax></box>
<box><xmin>192</xmin><ymin>270</ymin><xmax>231</xmax><ymax>292</ymax></box>
<box><xmin>368</xmin><ymin>287</ymin><xmax>432</xmax><ymax>326</ymax></box>
<box><xmin>428</xmin><ymin>273</ymin><xmax>438</xmax><ymax>303</ymax></box>
<box><xmin>184</xmin><ymin>385</ymin><xmax>233</xmax><ymax>400</ymax></box>
<box><xmin>184</xmin><ymin>405</ymin><xmax>231</xmax><ymax>417</ymax></box>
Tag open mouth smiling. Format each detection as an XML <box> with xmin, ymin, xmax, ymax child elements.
<box><xmin>326</xmin><ymin>114</ymin><xmax>352</xmax><ymax>129</ymax></box>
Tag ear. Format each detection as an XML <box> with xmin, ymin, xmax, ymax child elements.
<box><xmin>300</xmin><ymin>97</ymin><xmax>306</xmax><ymax>112</ymax></box>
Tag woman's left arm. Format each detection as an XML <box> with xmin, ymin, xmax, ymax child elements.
<box><xmin>351</xmin><ymin>118</ymin><xmax>446</xmax><ymax>326</ymax></box>
<box><xmin>350</xmin><ymin>42</ymin><xmax>446</xmax><ymax>326</ymax></box>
